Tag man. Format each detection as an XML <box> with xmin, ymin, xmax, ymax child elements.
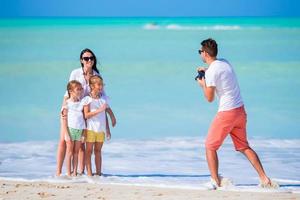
<box><xmin>196</xmin><ymin>38</ymin><xmax>277</xmax><ymax>189</ymax></box>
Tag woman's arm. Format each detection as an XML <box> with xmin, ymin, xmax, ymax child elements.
<box><xmin>61</xmin><ymin>108</ymin><xmax>71</xmax><ymax>141</ymax></box>
<box><xmin>105</xmin><ymin>114</ymin><xmax>111</xmax><ymax>140</ymax></box>
<box><xmin>81</xmin><ymin>129</ymin><xmax>87</xmax><ymax>143</ymax></box>
<box><xmin>61</xmin><ymin>96</ymin><xmax>69</xmax><ymax>117</ymax></box>
<box><xmin>106</xmin><ymin>107</ymin><xmax>116</xmax><ymax>127</ymax></box>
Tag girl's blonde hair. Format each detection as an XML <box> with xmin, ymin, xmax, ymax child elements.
<box><xmin>89</xmin><ymin>75</ymin><xmax>103</xmax><ymax>89</ymax></box>
<box><xmin>67</xmin><ymin>80</ymin><xmax>82</xmax><ymax>98</ymax></box>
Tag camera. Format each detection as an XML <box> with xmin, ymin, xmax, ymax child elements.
<box><xmin>195</xmin><ymin>70</ymin><xmax>205</xmax><ymax>81</ymax></box>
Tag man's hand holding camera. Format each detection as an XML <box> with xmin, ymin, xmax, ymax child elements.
<box><xmin>195</xmin><ymin>67</ymin><xmax>206</xmax><ymax>88</ymax></box>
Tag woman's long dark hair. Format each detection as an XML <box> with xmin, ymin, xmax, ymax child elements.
<box><xmin>80</xmin><ymin>48</ymin><xmax>100</xmax><ymax>74</ymax></box>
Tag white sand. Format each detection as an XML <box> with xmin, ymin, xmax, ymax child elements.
<box><xmin>0</xmin><ymin>180</ymin><xmax>299</xmax><ymax>200</ymax></box>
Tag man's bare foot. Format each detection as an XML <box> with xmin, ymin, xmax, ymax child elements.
<box><xmin>210</xmin><ymin>177</ymin><xmax>221</xmax><ymax>189</ymax></box>
<box><xmin>259</xmin><ymin>177</ymin><xmax>279</xmax><ymax>189</ymax></box>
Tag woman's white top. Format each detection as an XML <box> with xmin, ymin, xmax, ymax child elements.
<box><xmin>64</xmin><ymin>68</ymin><xmax>109</xmax><ymax>103</ymax></box>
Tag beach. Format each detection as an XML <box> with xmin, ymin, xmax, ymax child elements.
<box><xmin>1</xmin><ymin>180</ymin><xmax>299</xmax><ymax>200</ymax></box>
<box><xmin>0</xmin><ymin>17</ymin><xmax>300</xmax><ymax>198</ymax></box>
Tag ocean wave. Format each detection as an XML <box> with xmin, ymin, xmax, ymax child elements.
<box><xmin>1</xmin><ymin>175</ymin><xmax>299</xmax><ymax>193</ymax></box>
<box><xmin>166</xmin><ymin>24</ymin><xmax>242</xmax><ymax>30</ymax></box>
<box><xmin>0</xmin><ymin>137</ymin><xmax>299</xmax><ymax>192</ymax></box>
<box><xmin>143</xmin><ymin>23</ymin><xmax>247</xmax><ymax>31</ymax></box>
<box><xmin>250</xmin><ymin>139</ymin><xmax>300</xmax><ymax>148</ymax></box>
<box><xmin>143</xmin><ymin>23</ymin><xmax>160</xmax><ymax>30</ymax></box>
<box><xmin>142</xmin><ymin>23</ymin><xmax>300</xmax><ymax>31</ymax></box>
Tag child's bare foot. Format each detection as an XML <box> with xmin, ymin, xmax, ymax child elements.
<box><xmin>55</xmin><ymin>173</ymin><xmax>61</xmax><ymax>177</ymax></box>
<box><xmin>56</xmin><ymin>169</ymin><xmax>62</xmax><ymax>177</ymax></box>
<box><xmin>87</xmin><ymin>172</ymin><xmax>93</xmax><ymax>177</ymax></box>
<box><xmin>78</xmin><ymin>171</ymin><xmax>84</xmax><ymax>176</ymax></box>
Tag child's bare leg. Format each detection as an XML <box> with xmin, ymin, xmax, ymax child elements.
<box><xmin>78</xmin><ymin>143</ymin><xmax>85</xmax><ymax>174</ymax></box>
<box><xmin>85</xmin><ymin>142</ymin><xmax>94</xmax><ymax>176</ymax></box>
<box><xmin>66</xmin><ymin>140</ymin><xmax>74</xmax><ymax>176</ymax></box>
<box><xmin>94</xmin><ymin>142</ymin><xmax>103</xmax><ymax>175</ymax></box>
<box><xmin>72</xmin><ymin>141</ymin><xmax>81</xmax><ymax>176</ymax></box>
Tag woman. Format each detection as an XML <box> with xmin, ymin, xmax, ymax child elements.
<box><xmin>56</xmin><ymin>48</ymin><xmax>116</xmax><ymax>176</ymax></box>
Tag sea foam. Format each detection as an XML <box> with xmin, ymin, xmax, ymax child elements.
<box><xmin>0</xmin><ymin>137</ymin><xmax>299</xmax><ymax>192</ymax></box>
<box><xmin>143</xmin><ymin>24</ymin><xmax>247</xmax><ymax>30</ymax></box>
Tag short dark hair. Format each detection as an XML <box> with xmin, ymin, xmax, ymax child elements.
<box><xmin>201</xmin><ymin>38</ymin><xmax>218</xmax><ymax>57</ymax></box>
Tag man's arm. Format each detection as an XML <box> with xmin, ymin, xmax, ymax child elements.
<box><xmin>197</xmin><ymin>78</ymin><xmax>215</xmax><ymax>102</ymax></box>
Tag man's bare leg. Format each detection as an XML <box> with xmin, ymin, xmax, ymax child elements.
<box><xmin>206</xmin><ymin>148</ymin><xmax>220</xmax><ymax>186</ymax></box>
<box><xmin>239</xmin><ymin>147</ymin><xmax>271</xmax><ymax>185</ymax></box>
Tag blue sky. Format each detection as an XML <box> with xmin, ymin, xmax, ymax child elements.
<box><xmin>0</xmin><ymin>0</ymin><xmax>299</xmax><ymax>17</ymax></box>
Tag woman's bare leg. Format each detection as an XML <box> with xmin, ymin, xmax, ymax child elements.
<box><xmin>56</xmin><ymin>139</ymin><xmax>66</xmax><ymax>176</ymax></box>
<box><xmin>56</xmin><ymin>118</ymin><xmax>68</xmax><ymax>176</ymax></box>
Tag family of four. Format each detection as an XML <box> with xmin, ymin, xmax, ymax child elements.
<box><xmin>55</xmin><ymin>39</ymin><xmax>278</xmax><ymax>189</ymax></box>
<box><xmin>56</xmin><ymin>48</ymin><xmax>116</xmax><ymax>177</ymax></box>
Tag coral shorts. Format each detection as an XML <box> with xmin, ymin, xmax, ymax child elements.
<box><xmin>86</xmin><ymin>130</ymin><xmax>105</xmax><ymax>143</ymax></box>
<box><xmin>205</xmin><ymin>106</ymin><xmax>249</xmax><ymax>151</ymax></box>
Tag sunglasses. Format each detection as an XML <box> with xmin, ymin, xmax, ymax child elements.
<box><xmin>82</xmin><ymin>56</ymin><xmax>94</xmax><ymax>61</ymax></box>
<box><xmin>198</xmin><ymin>50</ymin><xmax>204</xmax><ymax>54</ymax></box>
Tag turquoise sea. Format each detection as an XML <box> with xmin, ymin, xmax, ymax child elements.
<box><xmin>0</xmin><ymin>17</ymin><xmax>299</xmax><ymax>141</ymax></box>
<box><xmin>0</xmin><ymin>17</ymin><xmax>300</xmax><ymax>191</ymax></box>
